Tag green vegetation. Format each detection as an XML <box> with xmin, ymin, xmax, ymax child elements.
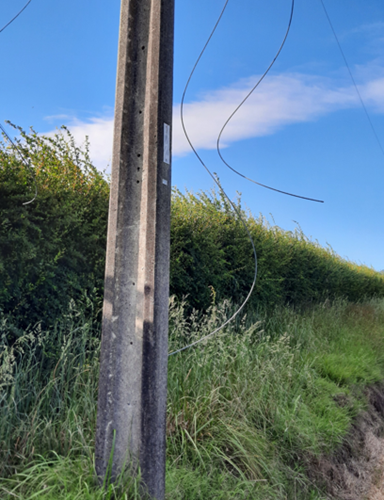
<box><xmin>2</xmin><ymin>127</ymin><xmax>384</xmax><ymax>498</ymax></box>
<box><xmin>1</xmin><ymin>298</ymin><xmax>384</xmax><ymax>498</ymax></box>
<box><xmin>0</xmin><ymin>124</ymin><xmax>108</xmax><ymax>334</ymax></box>
<box><xmin>171</xmin><ymin>189</ymin><xmax>384</xmax><ymax>311</ymax></box>
<box><xmin>2</xmin><ymin>126</ymin><xmax>384</xmax><ymax>335</ymax></box>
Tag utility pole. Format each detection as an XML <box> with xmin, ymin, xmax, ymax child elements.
<box><xmin>95</xmin><ymin>0</ymin><xmax>174</xmax><ymax>498</ymax></box>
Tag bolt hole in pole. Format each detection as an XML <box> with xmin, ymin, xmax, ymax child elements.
<box><xmin>95</xmin><ymin>0</ymin><xmax>174</xmax><ymax>499</ymax></box>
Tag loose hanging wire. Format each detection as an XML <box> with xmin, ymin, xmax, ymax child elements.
<box><xmin>0</xmin><ymin>0</ymin><xmax>32</xmax><ymax>34</ymax></box>
<box><xmin>170</xmin><ymin>0</ymin><xmax>299</xmax><ymax>356</ymax></box>
<box><xmin>216</xmin><ymin>0</ymin><xmax>323</xmax><ymax>204</ymax></box>
<box><xmin>169</xmin><ymin>0</ymin><xmax>325</xmax><ymax>356</ymax></box>
<box><xmin>0</xmin><ymin>123</ymin><xmax>37</xmax><ymax>205</ymax></box>
<box><xmin>319</xmin><ymin>0</ymin><xmax>384</xmax><ymax>158</ymax></box>
<box><xmin>169</xmin><ymin>0</ymin><xmax>259</xmax><ymax>356</ymax></box>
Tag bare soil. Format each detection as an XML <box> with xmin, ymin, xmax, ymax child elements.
<box><xmin>305</xmin><ymin>384</ymin><xmax>384</xmax><ymax>499</ymax></box>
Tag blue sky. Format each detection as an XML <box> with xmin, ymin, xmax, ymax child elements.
<box><xmin>1</xmin><ymin>0</ymin><xmax>384</xmax><ymax>270</ymax></box>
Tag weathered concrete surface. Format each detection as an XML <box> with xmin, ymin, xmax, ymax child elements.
<box><xmin>95</xmin><ymin>0</ymin><xmax>174</xmax><ymax>498</ymax></box>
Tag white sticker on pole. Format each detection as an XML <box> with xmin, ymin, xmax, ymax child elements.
<box><xmin>163</xmin><ymin>123</ymin><xmax>170</xmax><ymax>164</ymax></box>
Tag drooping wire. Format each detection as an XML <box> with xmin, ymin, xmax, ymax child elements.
<box><xmin>168</xmin><ymin>194</ymin><xmax>257</xmax><ymax>357</ymax></box>
<box><xmin>169</xmin><ymin>0</ymin><xmax>258</xmax><ymax>357</ymax></box>
<box><xmin>0</xmin><ymin>0</ymin><xmax>32</xmax><ymax>34</ymax></box>
<box><xmin>0</xmin><ymin>123</ymin><xmax>37</xmax><ymax>205</ymax></box>
<box><xmin>319</xmin><ymin>0</ymin><xmax>384</xmax><ymax>158</ymax></box>
<box><xmin>216</xmin><ymin>0</ymin><xmax>323</xmax><ymax>204</ymax></box>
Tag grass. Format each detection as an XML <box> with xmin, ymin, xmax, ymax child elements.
<box><xmin>1</xmin><ymin>297</ymin><xmax>384</xmax><ymax>498</ymax></box>
<box><xmin>0</xmin><ymin>453</ymin><xmax>145</xmax><ymax>500</ymax></box>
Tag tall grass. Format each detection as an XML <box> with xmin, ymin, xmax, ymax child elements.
<box><xmin>1</xmin><ymin>297</ymin><xmax>384</xmax><ymax>498</ymax></box>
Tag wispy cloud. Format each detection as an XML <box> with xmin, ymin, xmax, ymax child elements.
<box><xmin>45</xmin><ymin>116</ymin><xmax>114</xmax><ymax>172</ymax></box>
<box><xmin>44</xmin><ymin>70</ymin><xmax>384</xmax><ymax>169</ymax></box>
<box><xmin>342</xmin><ymin>21</ymin><xmax>384</xmax><ymax>44</ymax></box>
<box><xmin>362</xmin><ymin>77</ymin><xmax>384</xmax><ymax>112</ymax></box>
<box><xmin>173</xmin><ymin>73</ymin><xmax>359</xmax><ymax>155</ymax></box>
<box><xmin>44</xmin><ymin>114</ymin><xmax>74</xmax><ymax>122</ymax></box>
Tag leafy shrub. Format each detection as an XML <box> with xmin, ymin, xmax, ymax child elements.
<box><xmin>171</xmin><ymin>188</ymin><xmax>384</xmax><ymax>311</ymax></box>
<box><xmin>170</xmin><ymin>189</ymin><xmax>253</xmax><ymax>310</ymax></box>
<box><xmin>1</xmin><ymin>125</ymin><xmax>384</xmax><ymax>336</ymax></box>
<box><xmin>0</xmin><ymin>124</ymin><xmax>109</xmax><ymax>334</ymax></box>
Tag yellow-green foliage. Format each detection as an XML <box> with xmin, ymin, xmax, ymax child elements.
<box><xmin>171</xmin><ymin>188</ymin><xmax>384</xmax><ymax>311</ymax></box>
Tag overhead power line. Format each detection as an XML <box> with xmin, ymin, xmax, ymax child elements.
<box><xmin>216</xmin><ymin>0</ymin><xmax>323</xmax><ymax>204</ymax></box>
<box><xmin>170</xmin><ymin>0</ymin><xmax>305</xmax><ymax>356</ymax></box>
<box><xmin>169</xmin><ymin>0</ymin><xmax>259</xmax><ymax>356</ymax></box>
<box><xmin>0</xmin><ymin>0</ymin><xmax>32</xmax><ymax>34</ymax></box>
<box><xmin>319</xmin><ymin>0</ymin><xmax>384</xmax><ymax>158</ymax></box>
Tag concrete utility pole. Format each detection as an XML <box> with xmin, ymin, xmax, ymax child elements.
<box><xmin>95</xmin><ymin>0</ymin><xmax>174</xmax><ymax>498</ymax></box>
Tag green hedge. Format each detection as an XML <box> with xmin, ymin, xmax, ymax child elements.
<box><xmin>171</xmin><ymin>189</ymin><xmax>384</xmax><ymax>311</ymax></box>
<box><xmin>0</xmin><ymin>125</ymin><xmax>109</xmax><ymax>331</ymax></box>
<box><xmin>1</xmin><ymin>126</ymin><xmax>384</xmax><ymax>332</ymax></box>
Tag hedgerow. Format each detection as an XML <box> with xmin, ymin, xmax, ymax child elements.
<box><xmin>1</xmin><ymin>126</ymin><xmax>384</xmax><ymax>337</ymax></box>
<box><xmin>0</xmin><ymin>124</ymin><xmax>109</xmax><ymax>334</ymax></box>
<box><xmin>171</xmin><ymin>189</ymin><xmax>384</xmax><ymax>311</ymax></box>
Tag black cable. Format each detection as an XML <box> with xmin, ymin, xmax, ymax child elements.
<box><xmin>0</xmin><ymin>123</ymin><xmax>37</xmax><ymax>205</ymax></box>
<box><xmin>319</xmin><ymin>0</ymin><xmax>384</xmax><ymax>158</ymax></box>
<box><xmin>216</xmin><ymin>0</ymin><xmax>323</xmax><ymax>204</ymax></box>
<box><xmin>169</xmin><ymin>0</ymin><xmax>258</xmax><ymax>356</ymax></box>
<box><xmin>0</xmin><ymin>0</ymin><xmax>32</xmax><ymax>34</ymax></box>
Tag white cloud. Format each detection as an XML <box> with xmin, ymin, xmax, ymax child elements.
<box><xmin>45</xmin><ymin>116</ymin><xmax>114</xmax><ymax>172</ymax></box>
<box><xmin>44</xmin><ymin>114</ymin><xmax>74</xmax><ymax>122</ymax></box>
<box><xmin>68</xmin><ymin>117</ymin><xmax>114</xmax><ymax>172</ymax></box>
<box><xmin>44</xmin><ymin>70</ymin><xmax>384</xmax><ymax>170</ymax></box>
<box><xmin>362</xmin><ymin>77</ymin><xmax>384</xmax><ymax>112</ymax></box>
<box><xmin>173</xmin><ymin>73</ymin><xmax>359</xmax><ymax>156</ymax></box>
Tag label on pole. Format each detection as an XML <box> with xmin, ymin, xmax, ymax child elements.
<box><xmin>163</xmin><ymin>123</ymin><xmax>170</xmax><ymax>164</ymax></box>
